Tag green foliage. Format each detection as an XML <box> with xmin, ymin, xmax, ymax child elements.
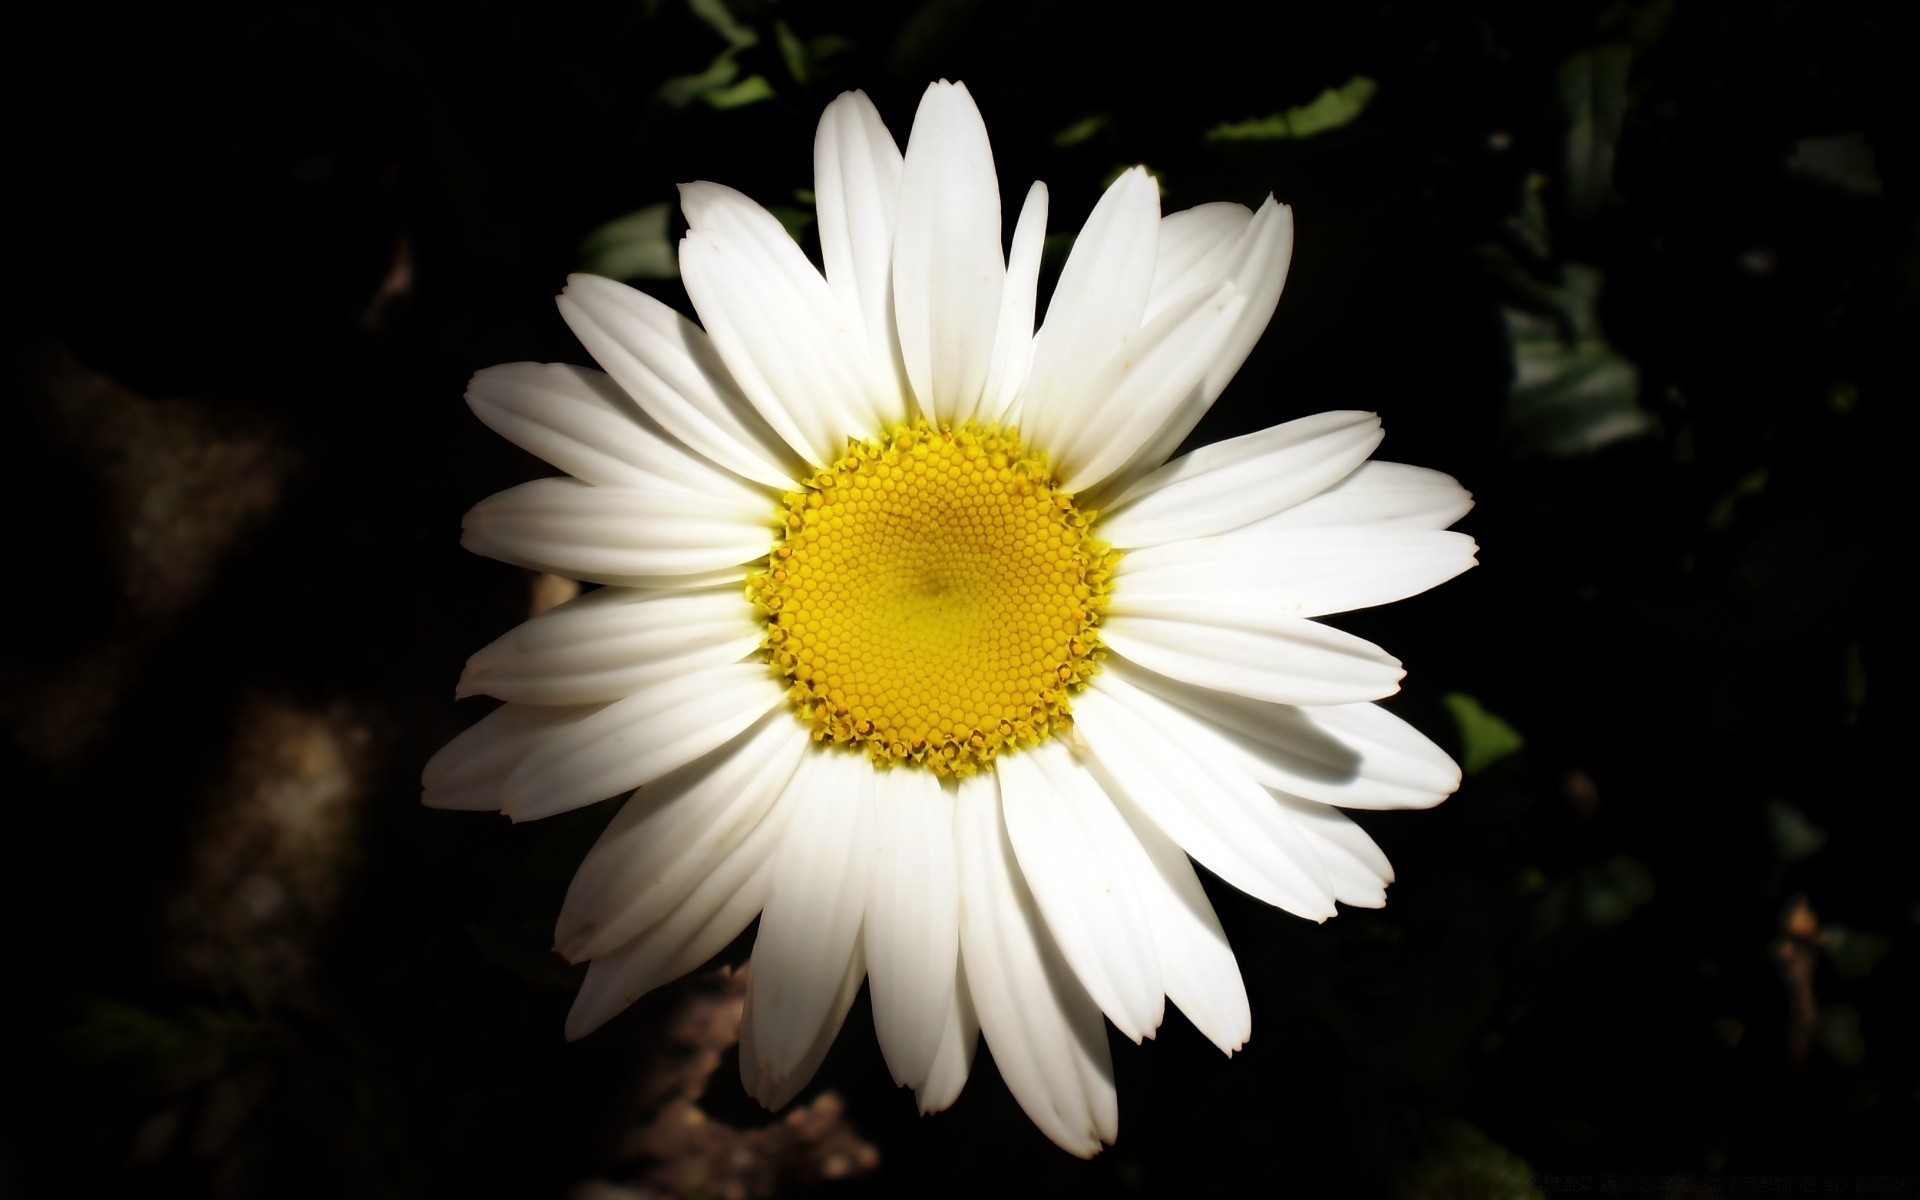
<box><xmin>1206</xmin><ymin>76</ymin><xmax>1378</xmax><ymax>142</ymax></box>
<box><xmin>1442</xmin><ymin>693</ymin><xmax>1524</xmax><ymax>775</ymax></box>
<box><xmin>1395</xmin><ymin>1121</ymin><xmax>1545</xmax><ymax>1200</ymax></box>
<box><xmin>1500</xmin><ymin>264</ymin><xmax>1657</xmax><ymax>457</ymax></box>
<box><xmin>1559</xmin><ymin>45</ymin><xmax>1632</xmax><ymax>218</ymax></box>
<box><xmin>1818</xmin><ymin>1002</ymin><xmax>1865</xmax><ymax>1067</ymax></box>
<box><xmin>1824</xmin><ymin>925</ymin><xmax>1890</xmax><ymax>980</ymax></box>
<box><xmin>1765</xmin><ymin>800</ymin><xmax>1828</xmax><ymax>862</ymax></box>
<box><xmin>578</xmin><ymin>203</ymin><xmax>679</xmax><ymax>281</ymax></box>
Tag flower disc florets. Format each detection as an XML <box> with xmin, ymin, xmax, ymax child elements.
<box><xmin>747</xmin><ymin>421</ymin><xmax>1119</xmax><ymax>777</ymax></box>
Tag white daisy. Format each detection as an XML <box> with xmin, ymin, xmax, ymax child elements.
<box><xmin>426</xmin><ymin>81</ymin><xmax>1477</xmax><ymax>1156</ymax></box>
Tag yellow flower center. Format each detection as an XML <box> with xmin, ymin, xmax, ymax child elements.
<box><xmin>748</xmin><ymin>422</ymin><xmax>1118</xmax><ymax>777</ymax></box>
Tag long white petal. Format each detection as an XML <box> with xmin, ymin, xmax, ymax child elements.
<box><xmin>679</xmin><ymin>183</ymin><xmax>895</xmax><ymax>463</ymax></box>
<box><xmin>955</xmin><ymin>773</ymin><xmax>1117</xmax><ymax>1157</ymax></box>
<box><xmin>1274</xmin><ymin>793</ymin><xmax>1395</xmax><ymax>909</ymax></box>
<box><xmin>740</xmin><ymin>941</ymin><xmax>866</xmax><ymax>1110</ymax></box>
<box><xmin>465</xmin><ymin>362</ymin><xmax>767</xmax><ymax>507</ymax></box>
<box><xmin>864</xmin><ymin>768</ymin><xmax>961</xmax><ymax>1091</ymax></box>
<box><xmin>557</xmin><ymin>274</ymin><xmax>798</xmax><ymax>490</ymax></box>
<box><xmin>1050</xmin><ymin>283</ymin><xmax>1249</xmax><ymax>495</ymax></box>
<box><xmin>460</xmin><ymin>477</ymin><xmax>772</xmax><ymax>587</ymax></box>
<box><xmin>1247</xmin><ymin>460</ymin><xmax>1475</xmax><ymax>532</ymax></box>
<box><xmin>1114</xmin><ymin>526</ymin><xmax>1479</xmax><ymax>618</ymax></box>
<box><xmin>1147</xmin><ymin>202</ymin><xmax>1253</xmax><ymax>319</ymax></box>
<box><xmin>814</xmin><ymin>90</ymin><xmax>905</xmax><ymax>390</ymax></box>
<box><xmin>915</xmin><ymin>959</ymin><xmax>978</xmax><ymax>1114</ymax></box>
<box><xmin>749</xmin><ymin>750</ymin><xmax>876</xmax><ymax>1082</ymax></box>
<box><xmin>1091</xmin><ymin>198</ymin><xmax>1295</xmax><ymax>500</ymax></box>
<box><xmin>1104</xmin><ymin>658</ymin><xmax>1461</xmax><ymax>810</ymax></box>
<box><xmin>980</xmin><ymin>181</ymin><xmax>1048</xmax><ymax>425</ymax></box>
<box><xmin>556</xmin><ymin>712</ymin><xmax>809</xmax><ymax>960</ymax></box>
<box><xmin>894</xmin><ymin>81</ymin><xmax>1004</xmax><ymax>425</ymax></box>
<box><xmin>457</xmin><ymin>585</ymin><xmax>760</xmax><ymax>706</ymax></box>
<box><xmin>421</xmin><ymin>702</ymin><xmax>597</xmax><ymax>812</ymax></box>
<box><xmin>502</xmin><ymin>663</ymin><xmax>784</xmax><ymax>820</ymax></box>
<box><xmin>1072</xmin><ymin>681</ymin><xmax>1337</xmax><ymax>920</ymax></box>
<box><xmin>1105</xmin><ymin>786</ymin><xmax>1252</xmax><ymax>1055</ymax></box>
<box><xmin>998</xmin><ymin>745</ymin><xmax>1163</xmax><ymax>1043</ymax></box>
<box><xmin>1100</xmin><ymin>611</ymin><xmax>1405</xmax><ymax>706</ymax></box>
<box><xmin>1020</xmin><ymin>167</ymin><xmax>1160</xmax><ymax>445</ymax></box>
<box><xmin>1098</xmin><ymin>411</ymin><xmax>1384</xmax><ymax>547</ymax></box>
<box><xmin>564</xmin><ymin>794</ymin><xmax>795</xmax><ymax>1040</ymax></box>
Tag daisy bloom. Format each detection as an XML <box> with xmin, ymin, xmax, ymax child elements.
<box><xmin>427</xmin><ymin>81</ymin><xmax>1477</xmax><ymax>1156</ymax></box>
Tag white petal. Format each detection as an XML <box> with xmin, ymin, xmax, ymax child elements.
<box><xmin>1072</xmin><ymin>680</ymin><xmax>1337</xmax><ymax>920</ymax></box>
<box><xmin>460</xmin><ymin>477</ymin><xmax>773</xmax><ymax>587</ymax></box>
<box><xmin>1020</xmin><ymin>167</ymin><xmax>1160</xmax><ymax>443</ymax></box>
<box><xmin>679</xmin><ymin>183</ymin><xmax>894</xmax><ymax>464</ymax></box>
<box><xmin>1050</xmin><ymin>283</ymin><xmax>1250</xmax><ymax>495</ymax></box>
<box><xmin>557</xmin><ymin>274</ymin><xmax>798</xmax><ymax>491</ymax></box>
<box><xmin>1114</xmin><ymin>525</ymin><xmax>1479</xmax><ymax>618</ymax></box>
<box><xmin>564</xmin><ymin>794</ymin><xmax>795</xmax><ymax>1040</ymax></box>
<box><xmin>980</xmin><ymin>182</ymin><xmax>1048</xmax><ymax>426</ymax></box>
<box><xmin>1274</xmin><ymin>794</ymin><xmax>1394</xmax><ymax>909</ymax></box>
<box><xmin>421</xmin><ymin>702</ymin><xmax>596</xmax><ymax>812</ymax></box>
<box><xmin>749</xmin><ymin>750</ymin><xmax>876</xmax><ymax>1082</ymax></box>
<box><xmin>915</xmin><ymin>959</ymin><xmax>979</xmax><ymax>1114</ymax></box>
<box><xmin>502</xmin><ymin>663</ymin><xmax>784</xmax><ymax>820</ymax></box>
<box><xmin>465</xmin><ymin>362</ymin><xmax>766</xmax><ymax>506</ymax></box>
<box><xmin>741</xmin><ymin>939</ymin><xmax>866</xmax><ymax>1110</ymax></box>
<box><xmin>1100</xmin><ymin>611</ymin><xmax>1405</xmax><ymax>706</ymax></box>
<box><xmin>457</xmin><ymin>585</ymin><xmax>761</xmax><ymax>706</ymax></box>
<box><xmin>556</xmin><ymin>711</ymin><xmax>809</xmax><ymax>960</ymax></box>
<box><xmin>814</xmin><ymin>90</ymin><xmax>905</xmax><ymax>390</ymax></box>
<box><xmin>954</xmin><ymin>773</ymin><xmax>1117</xmax><ymax>1157</ymax></box>
<box><xmin>1146</xmin><ymin>202</ymin><xmax>1253</xmax><ymax>319</ymax></box>
<box><xmin>863</xmin><ymin>768</ymin><xmax>960</xmax><ymax>1091</ymax></box>
<box><xmin>1106</xmin><ymin>789</ymin><xmax>1251</xmax><ymax>1055</ymax></box>
<box><xmin>1092</xmin><ymin>199</ymin><xmax>1295</xmax><ymax>500</ymax></box>
<box><xmin>893</xmin><ymin>81</ymin><xmax>1005</xmax><ymax>426</ymax></box>
<box><xmin>1105</xmin><ymin>659</ymin><xmax>1461</xmax><ymax>810</ymax></box>
<box><xmin>1098</xmin><ymin>411</ymin><xmax>1384</xmax><ymax>547</ymax></box>
<box><xmin>1248</xmin><ymin>460</ymin><xmax>1475</xmax><ymax>532</ymax></box>
<box><xmin>997</xmin><ymin>744</ymin><xmax>1163</xmax><ymax>1043</ymax></box>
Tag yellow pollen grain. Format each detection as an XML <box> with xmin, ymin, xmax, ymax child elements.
<box><xmin>746</xmin><ymin>421</ymin><xmax>1119</xmax><ymax>778</ymax></box>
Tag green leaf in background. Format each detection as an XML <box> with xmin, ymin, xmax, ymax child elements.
<box><xmin>766</xmin><ymin>203</ymin><xmax>815</xmax><ymax>244</ymax></box>
<box><xmin>1705</xmin><ymin>467</ymin><xmax>1769</xmax><ymax>532</ymax></box>
<box><xmin>1206</xmin><ymin>76</ymin><xmax>1378</xmax><ymax>142</ymax></box>
<box><xmin>1817</xmin><ymin>1002</ymin><xmax>1865</xmax><ymax>1067</ymax></box>
<box><xmin>704</xmin><ymin>74</ymin><xmax>775</xmax><ymax>109</ymax></box>
<box><xmin>1824</xmin><ymin>924</ymin><xmax>1889</xmax><ymax>980</ymax></box>
<box><xmin>688</xmin><ymin>0</ymin><xmax>756</xmax><ymax>48</ymax></box>
<box><xmin>1560</xmin><ymin>44</ymin><xmax>1632</xmax><ymax>218</ymax></box>
<box><xmin>657</xmin><ymin>51</ymin><xmax>746</xmax><ymax>108</ymax></box>
<box><xmin>1395</xmin><ymin>1120</ymin><xmax>1545</xmax><ymax>1200</ymax></box>
<box><xmin>1576</xmin><ymin>854</ymin><xmax>1655</xmax><ymax>927</ymax></box>
<box><xmin>1765</xmin><ymin>799</ymin><xmax>1828</xmax><ymax>862</ymax></box>
<box><xmin>1052</xmin><ymin>113</ymin><xmax>1112</xmax><ymax>147</ymax></box>
<box><xmin>1788</xmin><ymin>132</ymin><xmax>1884</xmax><ymax>198</ymax></box>
<box><xmin>578</xmin><ymin>203</ymin><xmax>678</xmax><ymax>281</ymax></box>
<box><xmin>1442</xmin><ymin>693</ymin><xmax>1524</xmax><ymax>775</ymax></box>
<box><xmin>1502</xmin><ymin>265</ymin><xmax>1657</xmax><ymax>457</ymax></box>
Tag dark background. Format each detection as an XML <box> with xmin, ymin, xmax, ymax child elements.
<box><xmin>3</xmin><ymin>1</ymin><xmax>1910</xmax><ymax>1196</ymax></box>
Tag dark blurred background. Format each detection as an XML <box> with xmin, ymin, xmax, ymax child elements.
<box><xmin>2</xmin><ymin>1</ymin><xmax>1910</xmax><ymax>1196</ymax></box>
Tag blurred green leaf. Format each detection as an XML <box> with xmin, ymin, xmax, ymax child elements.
<box><xmin>1577</xmin><ymin>855</ymin><xmax>1655</xmax><ymax>927</ymax></box>
<box><xmin>1825</xmin><ymin>924</ymin><xmax>1889</xmax><ymax>980</ymax></box>
<box><xmin>657</xmin><ymin>51</ymin><xmax>744</xmax><ymax>108</ymax></box>
<box><xmin>689</xmin><ymin>0</ymin><xmax>757</xmax><ymax>48</ymax></box>
<box><xmin>1396</xmin><ymin>1120</ymin><xmax>1545</xmax><ymax>1200</ymax></box>
<box><xmin>1560</xmin><ymin>44</ymin><xmax>1632</xmax><ymax>218</ymax></box>
<box><xmin>704</xmin><ymin>74</ymin><xmax>775</xmax><ymax>109</ymax></box>
<box><xmin>1502</xmin><ymin>265</ymin><xmax>1657</xmax><ymax>457</ymax></box>
<box><xmin>1765</xmin><ymin>800</ymin><xmax>1828</xmax><ymax>862</ymax></box>
<box><xmin>1705</xmin><ymin>467</ymin><xmax>1769</xmax><ymax>532</ymax></box>
<box><xmin>1788</xmin><ymin>132</ymin><xmax>1884</xmax><ymax>198</ymax></box>
<box><xmin>1442</xmin><ymin>693</ymin><xmax>1524</xmax><ymax>775</ymax></box>
<box><xmin>888</xmin><ymin>0</ymin><xmax>989</xmax><ymax>76</ymax></box>
<box><xmin>766</xmin><ymin>204</ymin><xmax>815</xmax><ymax>244</ymax></box>
<box><xmin>1052</xmin><ymin>113</ymin><xmax>1112</xmax><ymax>147</ymax></box>
<box><xmin>578</xmin><ymin>203</ymin><xmax>678</xmax><ymax>281</ymax></box>
<box><xmin>1818</xmin><ymin>1002</ymin><xmax>1865</xmax><ymax>1066</ymax></box>
<box><xmin>1206</xmin><ymin>76</ymin><xmax>1378</xmax><ymax>142</ymax></box>
<box><xmin>775</xmin><ymin>19</ymin><xmax>809</xmax><ymax>83</ymax></box>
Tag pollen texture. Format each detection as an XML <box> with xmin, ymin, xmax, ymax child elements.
<box><xmin>747</xmin><ymin>422</ymin><xmax>1118</xmax><ymax>777</ymax></box>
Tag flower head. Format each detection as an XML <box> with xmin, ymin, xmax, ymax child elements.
<box><xmin>428</xmin><ymin>81</ymin><xmax>1477</xmax><ymax>1156</ymax></box>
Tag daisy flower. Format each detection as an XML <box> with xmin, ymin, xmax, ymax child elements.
<box><xmin>426</xmin><ymin>81</ymin><xmax>1476</xmax><ymax>1156</ymax></box>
